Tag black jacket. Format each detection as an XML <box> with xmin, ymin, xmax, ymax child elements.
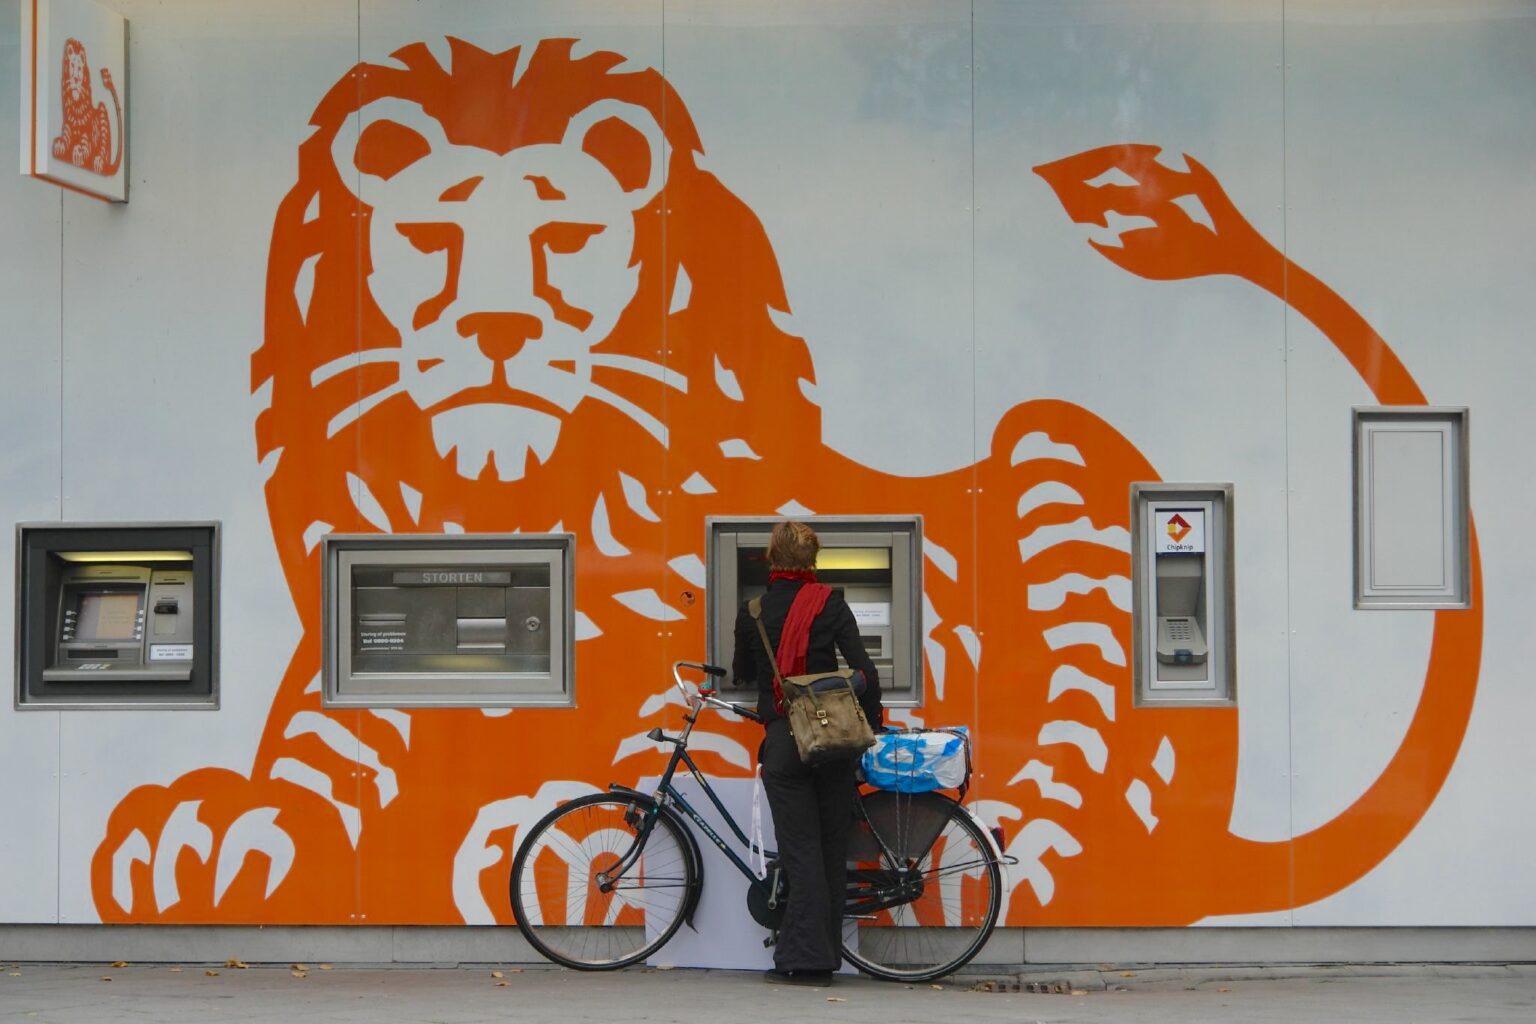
<box><xmin>732</xmin><ymin>578</ymin><xmax>884</xmax><ymax>730</ymax></box>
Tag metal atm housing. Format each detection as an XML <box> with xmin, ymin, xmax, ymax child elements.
<box><xmin>15</xmin><ymin>522</ymin><xmax>220</xmax><ymax>710</ymax></box>
<box><xmin>706</xmin><ymin>516</ymin><xmax>923</xmax><ymax>706</ymax></box>
<box><xmin>1131</xmin><ymin>484</ymin><xmax>1235</xmax><ymax>706</ymax></box>
<box><xmin>322</xmin><ymin>534</ymin><xmax>574</xmax><ymax>708</ymax></box>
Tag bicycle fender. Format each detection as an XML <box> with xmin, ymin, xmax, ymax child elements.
<box><xmin>607</xmin><ymin>784</ymin><xmax>706</xmax><ymax>930</ymax></box>
<box><xmin>960</xmin><ymin>800</ymin><xmax>1013</xmax><ymax>894</ymax></box>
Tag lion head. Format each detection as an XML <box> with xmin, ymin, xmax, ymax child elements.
<box><xmin>61</xmin><ymin>38</ymin><xmax>90</xmax><ymax>109</ymax></box>
<box><xmin>255</xmin><ymin>37</ymin><xmax>818</xmax><ymax>603</ymax></box>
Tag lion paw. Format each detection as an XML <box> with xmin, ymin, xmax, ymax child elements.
<box><xmin>91</xmin><ymin>767</ymin><xmax>357</xmax><ymax>923</ymax></box>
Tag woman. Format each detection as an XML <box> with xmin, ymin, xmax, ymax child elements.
<box><xmin>732</xmin><ymin>521</ymin><xmax>883</xmax><ymax>985</ymax></box>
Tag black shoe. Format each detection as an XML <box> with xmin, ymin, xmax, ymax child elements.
<box><xmin>763</xmin><ymin>969</ymin><xmax>834</xmax><ymax>986</ymax></box>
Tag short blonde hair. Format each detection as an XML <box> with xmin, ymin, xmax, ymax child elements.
<box><xmin>767</xmin><ymin>520</ymin><xmax>820</xmax><ymax>571</ymax></box>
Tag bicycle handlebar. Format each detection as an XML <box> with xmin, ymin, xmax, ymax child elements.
<box><xmin>671</xmin><ymin>660</ymin><xmax>764</xmax><ymax>724</ymax></box>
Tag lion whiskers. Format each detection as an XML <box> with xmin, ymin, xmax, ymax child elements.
<box><xmin>586</xmin><ymin>353</ymin><xmax>688</xmax><ymax>394</ymax></box>
<box><xmin>310</xmin><ymin>348</ymin><xmax>408</xmax><ymax>387</ymax></box>
<box><xmin>310</xmin><ymin>347</ymin><xmax>683</xmax><ymax>447</ymax></box>
<box><xmin>580</xmin><ymin>379</ymin><xmax>668</xmax><ymax>446</ymax></box>
<box><xmin>327</xmin><ymin>380</ymin><xmax>408</xmax><ymax>438</ymax></box>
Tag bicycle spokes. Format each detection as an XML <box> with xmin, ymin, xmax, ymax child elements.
<box><xmin>842</xmin><ymin>791</ymin><xmax>1003</xmax><ymax>981</ymax></box>
<box><xmin>511</xmin><ymin>794</ymin><xmax>696</xmax><ymax>968</ymax></box>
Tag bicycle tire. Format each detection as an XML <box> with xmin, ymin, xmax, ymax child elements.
<box><xmin>841</xmin><ymin>790</ymin><xmax>1003</xmax><ymax>982</ymax></box>
<box><xmin>509</xmin><ymin>791</ymin><xmax>697</xmax><ymax>970</ymax></box>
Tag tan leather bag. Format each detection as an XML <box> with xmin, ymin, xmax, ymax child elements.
<box><xmin>750</xmin><ymin>598</ymin><xmax>876</xmax><ymax>765</ymax></box>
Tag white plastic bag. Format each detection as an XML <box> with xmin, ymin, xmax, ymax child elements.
<box><xmin>861</xmin><ymin>727</ymin><xmax>971</xmax><ymax>793</ymax></box>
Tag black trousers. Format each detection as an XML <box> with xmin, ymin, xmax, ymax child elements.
<box><xmin>759</xmin><ymin>717</ymin><xmax>855</xmax><ymax>972</ymax></box>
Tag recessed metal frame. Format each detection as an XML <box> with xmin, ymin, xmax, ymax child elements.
<box><xmin>1130</xmin><ymin>484</ymin><xmax>1236</xmax><ymax>709</ymax></box>
<box><xmin>704</xmin><ymin>514</ymin><xmax>925</xmax><ymax>708</ymax></box>
<box><xmin>1351</xmin><ymin>406</ymin><xmax>1471</xmax><ymax>610</ymax></box>
<box><xmin>14</xmin><ymin>521</ymin><xmax>221</xmax><ymax>711</ymax></box>
<box><xmin>321</xmin><ymin>533</ymin><xmax>576</xmax><ymax>709</ymax></box>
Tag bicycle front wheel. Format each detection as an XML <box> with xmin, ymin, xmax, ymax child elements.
<box><xmin>842</xmin><ymin>790</ymin><xmax>1003</xmax><ymax>982</ymax></box>
<box><xmin>509</xmin><ymin>791</ymin><xmax>697</xmax><ymax>970</ymax></box>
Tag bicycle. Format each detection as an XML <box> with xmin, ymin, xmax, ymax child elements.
<box><xmin>508</xmin><ymin>660</ymin><xmax>1013</xmax><ymax>982</ymax></box>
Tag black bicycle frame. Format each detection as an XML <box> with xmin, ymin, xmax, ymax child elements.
<box><xmin>607</xmin><ymin>706</ymin><xmax>770</xmax><ymax>886</ymax></box>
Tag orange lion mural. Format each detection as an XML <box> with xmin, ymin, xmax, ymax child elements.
<box><xmin>92</xmin><ymin>38</ymin><xmax>1480</xmax><ymax>929</ymax></box>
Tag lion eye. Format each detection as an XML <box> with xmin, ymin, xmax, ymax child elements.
<box><xmin>533</xmin><ymin>222</ymin><xmax>604</xmax><ymax>256</ymax></box>
<box><xmin>396</xmin><ymin>222</ymin><xmax>462</xmax><ymax>255</ymax></box>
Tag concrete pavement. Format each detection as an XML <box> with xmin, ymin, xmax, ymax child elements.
<box><xmin>1</xmin><ymin>962</ymin><xmax>1533</xmax><ymax>1023</ymax></box>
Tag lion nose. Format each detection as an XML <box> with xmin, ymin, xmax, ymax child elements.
<box><xmin>458</xmin><ymin>312</ymin><xmax>544</xmax><ymax>362</ymax></box>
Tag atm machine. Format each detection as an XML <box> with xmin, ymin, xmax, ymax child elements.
<box><xmin>322</xmin><ymin>534</ymin><xmax>574</xmax><ymax>707</ymax></box>
<box><xmin>706</xmin><ymin>517</ymin><xmax>923</xmax><ymax>705</ymax></box>
<box><xmin>49</xmin><ymin>559</ymin><xmax>196</xmax><ymax>681</ymax></box>
<box><xmin>15</xmin><ymin>522</ymin><xmax>219</xmax><ymax>709</ymax></box>
<box><xmin>1131</xmin><ymin>485</ymin><xmax>1234</xmax><ymax>706</ymax></box>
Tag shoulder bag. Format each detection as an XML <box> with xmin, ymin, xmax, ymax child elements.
<box><xmin>749</xmin><ymin>597</ymin><xmax>876</xmax><ymax>765</ymax></box>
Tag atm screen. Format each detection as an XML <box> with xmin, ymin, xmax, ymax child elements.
<box><xmin>76</xmin><ymin>591</ymin><xmax>143</xmax><ymax>641</ymax></box>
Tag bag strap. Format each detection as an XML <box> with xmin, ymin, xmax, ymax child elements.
<box><xmin>748</xmin><ymin>598</ymin><xmax>788</xmax><ymax>715</ymax></box>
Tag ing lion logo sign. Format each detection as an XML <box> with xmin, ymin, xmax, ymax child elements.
<box><xmin>92</xmin><ymin>39</ymin><xmax>1481</xmax><ymax>928</ymax></box>
<box><xmin>51</xmin><ymin>37</ymin><xmax>121</xmax><ymax>177</ymax></box>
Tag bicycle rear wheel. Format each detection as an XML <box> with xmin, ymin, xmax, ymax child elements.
<box><xmin>509</xmin><ymin>791</ymin><xmax>697</xmax><ymax>970</ymax></box>
<box><xmin>841</xmin><ymin>790</ymin><xmax>1002</xmax><ymax>982</ymax></box>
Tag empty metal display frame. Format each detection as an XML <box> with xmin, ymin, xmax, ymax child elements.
<box><xmin>1353</xmin><ymin>407</ymin><xmax>1470</xmax><ymax>609</ymax></box>
<box><xmin>705</xmin><ymin>516</ymin><xmax>923</xmax><ymax>706</ymax></box>
<box><xmin>14</xmin><ymin>522</ymin><xmax>220</xmax><ymax>710</ymax></box>
<box><xmin>322</xmin><ymin>534</ymin><xmax>575</xmax><ymax>708</ymax></box>
<box><xmin>1130</xmin><ymin>485</ymin><xmax>1235</xmax><ymax>707</ymax></box>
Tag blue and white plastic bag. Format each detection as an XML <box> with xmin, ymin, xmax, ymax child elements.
<box><xmin>861</xmin><ymin>727</ymin><xmax>970</xmax><ymax>793</ymax></box>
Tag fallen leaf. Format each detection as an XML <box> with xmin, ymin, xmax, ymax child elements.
<box><xmin>1120</xmin><ymin>971</ymin><xmax>1136</xmax><ymax>977</ymax></box>
<box><xmin>496</xmin><ymin>981</ymin><xmax>509</xmax><ymax>988</ymax></box>
<box><xmin>1071</xmin><ymin>989</ymin><xmax>1088</xmax><ymax>996</ymax></box>
<box><xmin>204</xmin><ymin>970</ymin><xmax>220</xmax><ymax>977</ymax></box>
<box><xmin>290</xmin><ymin>969</ymin><xmax>308</xmax><ymax>979</ymax></box>
<box><xmin>826</xmin><ymin>996</ymin><xmax>846</xmax><ymax>1002</ymax></box>
<box><xmin>656</xmin><ymin>964</ymin><xmax>674</xmax><ymax>971</ymax></box>
<box><xmin>168</xmin><ymin>967</ymin><xmax>182</xmax><ymax>973</ymax></box>
<box><xmin>931</xmin><ymin>984</ymin><xmax>944</xmax><ymax>990</ymax></box>
<box><xmin>491</xmin><ymin>971</ymin><xmax>504</xmax><ymax>979</ymax></box>
<box><xmin>291</xmin><ymin>963</ymin><xmax>307</xmax><ymax>971</ymax></box>
<box><xmin>111</xmin><ymin>961</ymin><xmax>128</xmax><ymax>968</ymax></box>
<box><xmin>509</xmin><ymin>968</ymin><xmax>523</xmax><ymax>973</ymax></box>
<box><xmin>1218</xmin><ymin>987</ymin><xmax>1231</xmax><ymax>993</ymax></box>
<box><xmin>7</xmin><ymin>972</ymin><xmax>19</xmax><ymax>978</ymax></box>
<box><xmin>225</xmin><ymin>959</ymin><xmax>248</xmax><ymax>969</ymax></box>
<box><xmin>100</xmin><ymin>976</ymin><xmax>113</xmax><ymax>982</ymax></box>
<box><xmin>318</xmin><ymin>964</ymin><xmax>333</xmax><ymax>971</ymax></box>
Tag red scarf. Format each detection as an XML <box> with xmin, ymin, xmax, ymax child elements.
<box><xmin>768</xmin><ymin>569</ymin><xmax>818</xmax><ymax>585</ymax></box>
<box><xmin>768</xmin><ymin>579</ymin><xmax>832</xmax><ymax>713</ymax></box>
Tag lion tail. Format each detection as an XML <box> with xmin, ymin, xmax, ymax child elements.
<box><xmin>1204</xmin><ymin>530</ymin><xmax>1482</xmax><ymax>915</ymax></box>
<box><xmin>100</xmin><ymin>66</ymin><xmax>122</xmax><ymax>177</ymax></box>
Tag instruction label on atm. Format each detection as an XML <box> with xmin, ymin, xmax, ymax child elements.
<box><xmin>359</xmin><ymin>629</ymin><xmax>408</xmax><ymax>650</ymax></box>
<box><xmin>1154</xmin><ymin>510</ymin><xmax>1205</xmax><ymax>554</ymax></box>
<box><xmin>149</xmin><ymin>644</ymin><xmax>194</xmax><ymax>662</ymax></box>
<box><xmin>848</xmin><ymin>602</ymin><xmax>891</xmax><ymax>627</ymax></box>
